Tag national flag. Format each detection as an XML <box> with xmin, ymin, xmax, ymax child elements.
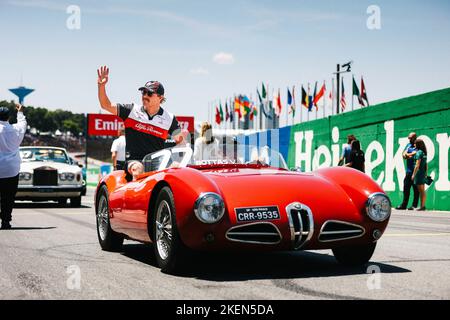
<box><xmin>242</xmin><ymin>95</ymin><xmax>251</xmax><ymax>115</ymax></box>
<box><xmin>287</xmin><ymin>87</ymin><xmax>293</xmax><ymax>117</ymax></box>
<box><xmin>313</xmin><ymin>82</ymin><xmax>326</xmax><ymax>106</ymax></box>
<box><xmin>257</xmin><ymin>88</ymin><xmax>268</xmax><ymax>118</ymax></box>
<box><xmin>287</xmin><ymin>87</ymin><xmax>292</xmax><ymax>107</ymax></box>
<box><xmin>275</xmin><ymin>88</ymin><xmax>282</xmax><ymax>116</ymax></box>
<box><xmin>361</xmin><ymin>77</ymin><xmax>369</xmax><ymax>106</ymax></box>
<box><xmin>249</xmin><ymin>101</ymin><xmax>256</xmax><ymax>121</ymax></box>
<box><xmin>261</xmin><ymin>83</ymin><xmax>267</xmax><ymax>100</ymax></box>
<box><xmin>301</xmin><ymin>85</ymin><xmax>309</xmax><ymax>109</ymax></box>
<box><xmin>229</xmin><ymin>98</ymin><xmax>234</xmax><ymax>122</ymax></box>
<box><xmin>234</xmin><ymin>96</ymin><xmax>242</xmax><ymax>119</ymax></box>
<box><xmin>341</xmin><ymin>81</ymin><xmax>347</xmax><ymax>111</ymax></box>
<box><xmin>308</xmin><ymin>85</ymin><xmax>313</xmax><ymax>111</ymax></box>
<box><xmin>225</xmin><ymin>101</ymin><xmax>230</xmax><ymax>121</ymax></box>
<box><xmin>312</xmin><ymin>82</ymin><xmax>318</xmax><ymax>110</ymax></box>
<box><xmin>219</xmin><ymin>102</ymin><xmax>224</xmax><ymax>121</ymax></box>
<box><xmin>291</xmin><ymin>85</ymin><xmax>296</xmax><ymax>117</ymax></box>
<box><xmin>215</xmin><ymin>106</ymin><xmax>221</xmax><ymax>125</ymax></box>
<box><xmin>268</xmin><ymin>100</ymin><xmax>275</xmax><ymax>119</ymax></box>
<box><xmin>352</xmin><ymin>76</ymin><xmax>364</xmax><ymax>106</ymax></box>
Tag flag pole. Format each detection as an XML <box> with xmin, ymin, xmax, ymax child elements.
<box><xmin>331</xmin><ymin>78</ymin><xmax>335</xmax><ymax>116</ymax></box>
<box><xmin>300</xmin><ymin>84</ymin><xmax>303</xmax><ymax>124</ymax></box>
<box><xmin>351</xmin><ymin>74</ymin><xmax>354</xmax><ymax>111</ymax></box>
<box><xmin>323</xmin><ymin>80</ymin><xmax>326</xmax><ymax>119</ymax></box>
<box><xmin>285</xmin><ymin>87</ymin><xmax>288</xmax><ymax>128</ymax></box>
<box><xmin>307</xmin><ymin>83</ymin><xmax>310</xmax><ymax>123</ymax></box>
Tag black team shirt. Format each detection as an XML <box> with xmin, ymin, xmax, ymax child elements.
<box><xmin>116</xmin><ymin>103</ymin><xmax>180</xmax><ymax>161</ymax></box>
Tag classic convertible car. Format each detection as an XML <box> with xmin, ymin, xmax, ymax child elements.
<box><xmin>17</xmin><ymin>146</ymin><xmax>86</xmax><ymax>207</ymax></box>
<box><xmin>95</xmin><ymin>144</ymin><xmax>391</xmax><ymax>273</ymax></box>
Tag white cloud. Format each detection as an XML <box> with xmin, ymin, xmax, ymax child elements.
<box><xmin>190</xmin><ymin>67</ymin><xmax>209</xmax><ymax>75</ymax></box>
<box><xmin>212</xmin><ymin>52</ymin><xmax>235</xmax><ymax>65</ymax></box>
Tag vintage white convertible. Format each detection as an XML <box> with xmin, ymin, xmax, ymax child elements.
<box><xmin>16</xmin><ymin>146</ymin><xmax>86</xmax><ymax>207</ymax></box>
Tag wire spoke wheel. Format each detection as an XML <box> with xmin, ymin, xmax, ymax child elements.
<box><xmin>156</xmin><ymin>200</ymin><xmax>173</xmax><ymax>261</ymax></box>
<box><xmin>97</xmin><ymin>195</ymin><xmax>109</xmax><ymax>241</ymax></box>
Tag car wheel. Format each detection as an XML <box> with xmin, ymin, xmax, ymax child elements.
<box><xmin>96</xmin><ymin>185</ymin><xmax>124</xmax><ymax>252</ymax></box>
<box><xmin>58</xmin><ymin>198</ymin><xmax>67</xmax><ymax>206</ymax></box>
<box><xmin>332</xmin><ymin>242</ymin><xmax>377</xmax><ymax>266</ymax></box>
<box><xmin>70</xmin><ymin>196</ymin><xmax>82</xmax><ymax>207</ymax></box>
<box><xmin>153</xmin><ymin>186</ymin><xmax>186</xmax><ymax>274</ymax></box>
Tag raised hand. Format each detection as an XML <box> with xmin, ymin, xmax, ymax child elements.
<box><xmin>15</xmin><ymin>103</ymin><xmax>23</xmax><ymax>112</ymax></box>
<box><xmin>97</xmin><ymin>66</ymin><xmax>109</xmax><ymax>85</ymax></box>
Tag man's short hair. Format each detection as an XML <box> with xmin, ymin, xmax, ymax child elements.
<box><xmin>0</xmin><ymin>107</ymin><xmax>10</xmax><ymax>121</ymax></box>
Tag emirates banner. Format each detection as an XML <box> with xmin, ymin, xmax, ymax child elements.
<box><xmin>87</xmin><ymin>114</ymin><xmax>194</xmax><ymax>137</ymax></box>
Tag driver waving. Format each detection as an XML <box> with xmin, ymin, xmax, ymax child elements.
<box><xmin>97</xmin><ymin>66</ymin><xmax>185</xmax><ymax>178</ymax></box>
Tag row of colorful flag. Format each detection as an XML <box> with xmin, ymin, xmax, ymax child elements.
<box><xmin>214</xmin><ymin>76</ymin><xmax>369</xmax><ymax>125</ymax></box>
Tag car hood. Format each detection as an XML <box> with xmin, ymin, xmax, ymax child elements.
<box><xmin>201</xmin><ymin>167</ymin><xmax>363</xmax><ymax>224</ymax></box>
<box><xmin>20</xmin><ymin>161</ymin><xmax>81</xmax><ymax>173</ymax></box>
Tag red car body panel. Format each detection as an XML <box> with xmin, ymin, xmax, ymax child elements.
<box><xmin>95</xmin><ymin>165</ymin><xmax>390</xmax><ymax>252</ymax></box>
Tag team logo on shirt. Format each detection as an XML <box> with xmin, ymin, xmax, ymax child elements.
<box><xmin>123</xmin><ymin>104</ymin><xmax>174</xmax><ymax>139</ymax></box>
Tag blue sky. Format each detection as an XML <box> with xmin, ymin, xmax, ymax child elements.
<box><xmin>0</xmin><ymin>0</ymin><xmax>449</xmax><ymax>126</ymax></box>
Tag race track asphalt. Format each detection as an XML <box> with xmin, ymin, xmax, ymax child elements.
<box><xmin>1</xmin><ymin>188</ymin><xmax>449</xmax><ymax>300</ymax></box>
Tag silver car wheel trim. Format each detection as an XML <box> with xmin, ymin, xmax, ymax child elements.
<box><xmin>156</xmin><ymin>200</ymin><xmax>172</xmax><ymax>261</ymax></box>
<box><xmin>97</xmin><ymin>196</ymin><xmax>109</xmax><ymax>241</ymax></box>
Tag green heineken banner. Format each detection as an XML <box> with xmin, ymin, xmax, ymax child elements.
<box><xmin>287</xmin><ymin>88</ymin><xmax>450</xmax><ymax>210</ymax></box>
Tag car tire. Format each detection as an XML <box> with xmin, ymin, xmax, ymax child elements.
<box><xmin>332</xmin><ymin>242</ymin><xmax>377</xmax><ymax>266</ymax></box>
<box><xmin>96</xmin><ymin>185</ymin><xmax>124</xmax><ymax>252</ymax></box>
<box><xmin>70</xmin><ymin>196</ymin><xmax>82</xmax><ymax>207</ymax></box>
<box><xmin>58</xmin><ymin>198</ymin><xmax>67</xmax><ymax>206</ymax></box>
<box><xmin>152</xmin><ymin>186</ymin><xmax>187</xmax><ymax>274</ymax></box>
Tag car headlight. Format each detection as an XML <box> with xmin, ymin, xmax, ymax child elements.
<box><xmin>59</xmin><ymin>173</ymin><xmax>75</xmax><ymax>181</ymax></box>
<box><xmin>366</xmin><ymin>192</ymin><xmax>391</xmax><ymax>222</ymax></box>
<box><xmin>194</xmin><ymin>192</ymin><xmax>225</xmax><ymax>224</ymax></box>
<box><xmin>19</xmin><ymin>172</ymin><xmax>32</xmax><ymax>181</ymax></box>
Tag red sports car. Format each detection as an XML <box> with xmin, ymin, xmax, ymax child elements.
<box><xmin>95</xmin><ymin>145</ymin><xmax>391</xmax><ymax>273</ymax></box>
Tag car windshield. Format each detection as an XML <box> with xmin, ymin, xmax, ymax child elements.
<box><xmin>142</xmin><ymin>144</ymin><xmax>288</xmax><ymax>172</ymax></box>
<box><xmin>19</xmin><ymin>148</ymin><xmax>70</xmax><ymax>164</ymax></box>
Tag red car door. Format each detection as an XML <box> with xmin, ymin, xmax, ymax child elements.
<box><xmin>121</xmin><ymin>178</ymin><xmax>152</xmax><ymax>242</ymax></box>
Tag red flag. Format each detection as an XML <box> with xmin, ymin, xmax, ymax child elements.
<box><xmin>313</xmin><ymin>82</ymin><xmax>326</xmax><ymax>106</ymax></box>
<box><xmin>276</xmin><ymin>88</ymin><xmax>282</xmax><ymax>116</ymax></box>
<box><xmin>361</xmin><ymin>77</ymin><xmax>369</xmax><ymax>106</ymax></box>
<box><xmin>215</xmin><ymin>106</ymin><xmax>221</xmax><ymax>125</ymax></box>
<box><xmin>225</xmin><ymin>102</ymin><xmax>230</xmax><ymax>121</ymax></box>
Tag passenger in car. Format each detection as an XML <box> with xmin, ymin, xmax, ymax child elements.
<box><xmin>127</xmin><ymin>161</ymin><xmax>144</xmax><ymax>181</ymax></box>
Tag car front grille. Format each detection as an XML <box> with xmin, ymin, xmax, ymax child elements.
<box><xmin>318</xmin><ymin>220</ymin><xmax>365</xmax><ymax>242</ymax></box>
<box><xmin>226</xmin><ymin>222</ymin><xmax>282</xmax><ymax>244</ymax></box>
<box><xmin>33</xmin><ymin>166</ymin><xmax>58</xmax><ymax>186</ymax></box>
<box><xmin>286</xmin><ymin>202</ymin><xmax>314</xmax><ymax>250</ymax></box>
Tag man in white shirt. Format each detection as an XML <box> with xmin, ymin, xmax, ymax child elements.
<box><xmin>0</xmin><ymin>104</ymin><xmax>27</xmax><ymax>229</ymax></box>
<box><xmin>111</xmin><ymin>127</ymin><xmax>126</xmax><ymax>170</ymax></box>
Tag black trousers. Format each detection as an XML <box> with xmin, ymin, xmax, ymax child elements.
<box><xmin>0</xmin><ymin>175</ymin><xmax>19</xmax><ymax>222</ymax></box>
<box><xmin>115</xmin><ymin>161</ymin><xmax>126</xmax><ymax>171</ymax></box>
<box><xmin>401</xmin><ymin>172</ymin><xmax>419</xmax><ymax>208</ymax></box>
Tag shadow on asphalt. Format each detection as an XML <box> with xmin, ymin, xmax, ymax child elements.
<box><xmin>13</xmin><ymin>202</ymin><xmax>91</xmax><ymax>209</ymax></box>
<box><xmin>120</xmin><ymin>243</ymin><xmax>411</xmax><ymax>280</ymax></box>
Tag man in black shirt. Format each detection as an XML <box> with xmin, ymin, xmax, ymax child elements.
<box><xmin>97</xmin><ymin>66</ymin><xmax>185</xmax><ymax>162</ymax></box>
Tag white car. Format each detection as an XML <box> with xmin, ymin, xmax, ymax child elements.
<box><xmin>16</xmin><ymin>146</ymin><xmax>86</xmax><ymax>207</ymax></box>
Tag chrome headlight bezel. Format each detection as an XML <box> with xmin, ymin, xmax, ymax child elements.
<box><xmin>59</xmin><ymin>172</ymin><xmax>75</xmax><ymax>181</ymax></box>
<box><xmin>19</xmin><ymin>172</ymin><xmax>32</xmax><ymax>181</ymax></box>
<box><xmin>194</xmin><ymin>192</ymin><xmax>225</xmax><ymax>224</ymax></box>
<box><xmin>366</xmin><ymin>192</ymin><xmax>391</xmax><ymax>222</ymax></box>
